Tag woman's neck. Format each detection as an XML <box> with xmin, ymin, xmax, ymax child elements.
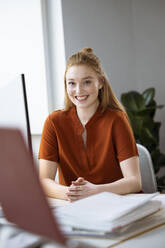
<box><xmin>76</xmin><ymin>101</ymin><xmax>99</xmax><ymax>126</ymax></box>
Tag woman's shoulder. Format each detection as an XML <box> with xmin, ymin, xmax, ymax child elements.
<box><xmin>104</xmin><ymin>107</ymin><xmax>127</xmax><ymax>121</ymax></box>
<box><xmin>47</xmin><ymin>107</ymin><xmax>73</xmax><ymax>123</ymax></box>
<box><xmin>49</xmin><ymin>109</ymin><xmax>64</xmax><ymax>119</ymax></box>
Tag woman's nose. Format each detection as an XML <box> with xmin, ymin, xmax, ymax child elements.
<box><xmin>76</xmin><ymin>84</ymin><xmax>83</xmax><ymax>94</ymax></box>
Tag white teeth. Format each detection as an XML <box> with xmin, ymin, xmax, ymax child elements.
<box><xmin>76</xmin><ymin>96</ymin><xmax>88</xmax><ymax>101</ymax></box>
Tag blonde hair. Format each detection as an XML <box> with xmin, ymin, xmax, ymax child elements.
<box><xmin>64</xmin><ymin>47</ymin><xmax>125</xmax><ymax>113</ymax></box>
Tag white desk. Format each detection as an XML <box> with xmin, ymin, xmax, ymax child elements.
<box><xmin>114</xmin><ymin>225</ymin><xmax>165</xmax><ymax>248</ymax></box>
<box><xmin>0</xmin><ymin>195</ymin><xmax>165</xmax><ymax>248</ymax></box>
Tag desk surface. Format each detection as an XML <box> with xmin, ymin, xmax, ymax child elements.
<box><xmin>1</xmin><ymin>194</ymin><xmax>165</xmax><ymax>248</ymax></box>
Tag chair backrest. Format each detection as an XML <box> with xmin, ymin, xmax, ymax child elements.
<box><xmin>137</xmin><ymin>144</ymin><xmax>157</xmax><ymax>193</ymax></box>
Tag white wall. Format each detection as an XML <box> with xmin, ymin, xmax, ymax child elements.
<box><xmin>0</xmin><ymin>0</ymin><xmax>49</xmax><ymax>134</ymax></box>
<box><xmin>61</xmin><ymin>0</ymin><xmax>165</xmax><ymax>153</ymax></box>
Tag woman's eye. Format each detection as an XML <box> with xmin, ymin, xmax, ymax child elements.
<box><xmin>84</xmin><ymin>80</ymin><xmax>91</xmax><ymax>85</ymax></box>
<box><xmin>68</xmin><ymin>81</ymin><xmax>75</xmax><ymax>86</ymax></box>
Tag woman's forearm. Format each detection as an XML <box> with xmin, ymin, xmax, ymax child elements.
<box><xmin>40</xmin><ymin>178</ymin><xmax>69</xmax><ymax>200</ymax></box>
<box><xmin>97</xmin><ymin>176</ymin><xmax>142</xmax><ymax>195</ymax></box>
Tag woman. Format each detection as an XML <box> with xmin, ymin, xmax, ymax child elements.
<box><xmin>39</xmin><ymin>48</ymin><xmax>142</xmax><ymax>201</ymax></box>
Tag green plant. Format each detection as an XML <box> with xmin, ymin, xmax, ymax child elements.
<box><xmin>121</xmin><ymin>88</ymin><xmax>165</xmax><ymax>186</ymax></box>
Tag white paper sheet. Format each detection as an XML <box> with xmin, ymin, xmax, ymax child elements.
<box><xmin>56</xmin><ymin>192</ymin><xmax>160</xmax><ymax>233</ymax></box>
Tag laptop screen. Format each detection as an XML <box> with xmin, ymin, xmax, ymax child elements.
<box><xmin>0</xmin><ymin>128</ymin><xmax>66</xmax><ymax>245</ymax></box>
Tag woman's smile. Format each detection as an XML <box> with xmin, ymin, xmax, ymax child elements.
<box><xmin>75</xmin><ymin>95</ymin><xmax>89</xmax><ymax>102</ymax></box>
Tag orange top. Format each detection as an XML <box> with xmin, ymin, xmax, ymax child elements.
<box><xmin>38</xmin><ymin>106</ymin><xmax>138</xmax><ymax>186</ymax></box>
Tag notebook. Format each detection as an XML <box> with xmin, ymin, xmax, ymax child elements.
<box><xmin>0</xmin><ymin>128</ymin><xmax>66</xmax><ymax>246</ymax></box>
<box><xmin>56</xmin><ymin>192</ymin><xmax>161</xmax><ymax>235</ymax></box>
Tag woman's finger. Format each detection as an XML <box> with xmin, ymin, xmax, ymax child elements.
<box><xmin>77</xmin><ymin>177</ymin><xmax>84</xmax><ymax>181</ymax></box>
<box><xmin>68</xmin><ymin>185</ymin><xmax>83</xmax><ymax>192</ymax></box>
<box><xmin>71</xmin><ymin>180</ymin><xmax>86</xmax><ymax>186</ymax></box>
<box><xmin>66</xmin><ymin>191</ymin><xmax>81</xmax><ymax>201</ymax></box>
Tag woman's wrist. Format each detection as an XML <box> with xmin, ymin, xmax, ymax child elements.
<box><xmin>61</xmin><ymin>186</ymin><xmax>69</xmax><ymax>201</ymax></box>
<box><xmin>95</xmin><ymin>184</ymin><xmax>103</xmax><ymax>195</ymax></box>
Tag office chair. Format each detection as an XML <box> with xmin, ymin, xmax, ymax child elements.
<box><xmin>137</xmin><ymin>144</ymin><xmax>158</xmax><ymax>193</ymax></box>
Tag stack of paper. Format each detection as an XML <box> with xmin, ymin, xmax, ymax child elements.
<box><xmin>55</xmin><ymin>192</ymin><xmax>161</xmax><ymax>235</ymax></box>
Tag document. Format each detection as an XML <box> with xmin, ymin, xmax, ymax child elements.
<box><xmin>56</xmin><ymin>192</ymin><xmax>161</xmax><ymax>235</ymax></box>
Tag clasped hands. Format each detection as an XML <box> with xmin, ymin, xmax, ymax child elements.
<box><xmin>66</xmin><ymin>177</ymin><xmax>98</xmax><ymax>202</ymax></box>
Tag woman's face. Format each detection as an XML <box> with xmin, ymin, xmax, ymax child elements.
<box><xmin>66</xmin><ymin>65</ymin><xmax>102</xmax><ymax>110</ymax></box>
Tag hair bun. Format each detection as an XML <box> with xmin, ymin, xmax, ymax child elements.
<box><xmin>80</xmin><ymin>47</ymin><xmax>93</xmax><ymax>54</ymax></box>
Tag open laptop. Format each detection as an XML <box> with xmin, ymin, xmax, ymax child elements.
<box><xmin>0</xmin><ymin>128</ymin><xmax>67</xmax><ymax>246</ymax></box>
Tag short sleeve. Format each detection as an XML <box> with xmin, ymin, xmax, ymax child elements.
<box><xmin>38</xmin><ymin>115</ymin><xmax>59</xmax><ymax>162</ymax></box>
<box><xmin>112</xmin><ymin>112</ymin><xmax>138</xmax><ymax>162</ymax></box>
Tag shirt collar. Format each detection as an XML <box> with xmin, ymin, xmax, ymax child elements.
<box><xmin>68</xmin><ymin>105</ymin><xmax>103</xmax><ymax>134</ymax></box>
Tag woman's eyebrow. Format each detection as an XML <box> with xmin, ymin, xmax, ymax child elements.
<box><xmin>66</xmin><ymin>76</ymin><xmax>93</xmax><ymax>81</ymax></box>
<box><xmin>66</xmin><ymin>78</ymin><xmax>75</xmax><ymax>81</ymax></box>
<box><xmin>82</xmin><ymin>76</ymin><xmax>93</xmax><ymax>80</ymax></box>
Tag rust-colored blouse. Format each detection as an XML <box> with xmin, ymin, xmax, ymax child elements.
<box><xmin>38</xmin><ymin>106</ymin><xmax>138</xmax><ymax>186</ymax></box>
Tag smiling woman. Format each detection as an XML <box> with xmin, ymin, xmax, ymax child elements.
<box><xmin>38</xmin><ymin>48</ymin><xmax>142</xmax><ymax>201</ymax></box>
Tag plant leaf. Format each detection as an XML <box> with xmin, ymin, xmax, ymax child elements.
<box><xmin>142</xmin><ymin>88</ymin><xmax>155</xmax><ymax>105</ymax></box>
<box><xmin>120</xmin><ymin>88</ymin><xmax>165</xmax><ymax>177</ymax></box>
<box><xmin>140</xmin><ymin>128</ymin><xmax>157</xmax><ymax>146</ymax></box>
<box><xmin>136</xmin><ymin>107</ymin><xmax>157</xmax><ymax>117</ymax></box>
<box><xmin>121</xmin><ymin>91</ymin><xmax>145</xmax><ymax>112</ymax></box>
<box><xmin>152</xmin><ymin>122</ymin><xmax>161</xmax><ymax>144</ymax></box>
<box><xmin>128</xmin><ymin>115</ymin><xmax>143</xmax><ymax>138</ymax></box>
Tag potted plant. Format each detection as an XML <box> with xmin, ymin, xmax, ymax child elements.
<box><xmin>121</xmin><ymin>88</ymin><xmax>165</xmax><ymax>188</ymax></box>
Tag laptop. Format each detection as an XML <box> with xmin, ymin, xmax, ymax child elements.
<box><xmin>0</xmin><ymin>128</ymin><xmax>67</xmax><ymax>246</ymax></box>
